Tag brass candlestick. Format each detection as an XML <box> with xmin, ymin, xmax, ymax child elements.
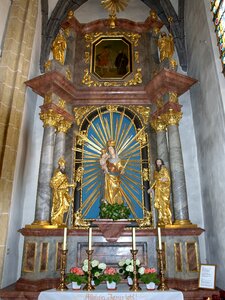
<box><xmin>157</xmin><ymin>249</ymin><xmax>169</xmax><ymax>291</ymax></box>
<box><xmin>57</xmin><ymin>249</ymin><xmax>68</xmax><ymax>291</ymax></box>
<box><xmin>130</xmin><ymin>249</ymin><xmax>141</xmax><ymax>291</ymax></box>
<box><xmin>83</xmin><ymin>249</ymin><xmax>95</xmax><ymax>291</ymax></box>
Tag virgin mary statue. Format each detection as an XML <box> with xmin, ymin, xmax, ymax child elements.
<box><xmin>100</xmin><ymin>139</ymin><xmax>124</xmax><ymax>205</ymax></box>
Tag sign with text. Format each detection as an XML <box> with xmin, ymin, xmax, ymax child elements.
<box><xmin>198</xmin><ymin>264</ymin><xmax>216</xmax><ymax>290</ymax></box>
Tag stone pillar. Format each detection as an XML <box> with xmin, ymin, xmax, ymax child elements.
<box><xmin>33</xmin><ymin>108</ymin><xmax>58</xmax><ymax>225</ymax></box>
<box><xmin>163</xmin><ymin>108</ymin><xmax>192</xmax><ymax>225</ymax></box>
<box><xmin>151</xmin><ymin>117</ymin><xmax>169</xmax><ymax>168</ymax></box>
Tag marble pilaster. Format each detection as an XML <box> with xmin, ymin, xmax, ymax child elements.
<box><xmin>34</xmin><ymin>126</ymin><xmax>55</xmax><ymax>224</ymax></box>
<box><xmin>164</xmin><ymin>110</ymin><xmax>191</xmax><ymax>224</ymax></box>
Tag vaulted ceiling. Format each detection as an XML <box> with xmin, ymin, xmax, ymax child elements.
<box><xmin>40</xmin><ymin>0</ymin><xmax>186</xmax><ymax>72</ymax></box>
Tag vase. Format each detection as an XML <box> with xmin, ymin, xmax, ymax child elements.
<box><xmin>72</xmin><ymin>281</ymin><xmax>82</xmax><ymax>290</ymax></box>
<box><xmin>106</xmin><ymin>281</ymin><xmax>117</xmax><ymax>290</ymax></box>
<box><xmin>146</xmin><ymin>282</ymin><xmax>156</xmax><ymax>290</ymax></box>
<box><xmin>91</xmin><ymin>280</ymin><xmax>95</xmax><ymax>286</ymax></box>
<box><xmin>127</xmin><ymin>276</ymin><xmax>133</xmax><ymax>286</ymax></box>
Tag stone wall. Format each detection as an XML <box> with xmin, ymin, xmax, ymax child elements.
<box><xmin>185</xmin><ymin>0</ymin><xmax>225</xmax><ymax>289</ymax></box>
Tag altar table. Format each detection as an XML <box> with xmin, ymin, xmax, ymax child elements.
<box><xmin>38</xmin><ymin>285</ymin><xmax>184</xmax><ymax>300</ymax></box>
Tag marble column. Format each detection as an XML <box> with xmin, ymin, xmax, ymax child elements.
<box><xmin>33</xmin><ymin>126</ymin><xmax>55</xmax><ymax>225</ymax></box>
<box><xmin>151</xmin><ymin>117</ymin><xmax>169</xmax><ymax>168</ymax></box>
<box><xmin>163</xmin><ymin>109</ymin><xmax>191</xmax><ymax>225</ymax></box>
<box><xmin>53</xmin><ymin>131</ymin><xmax>66</xmax><ymax>170</ymax></box>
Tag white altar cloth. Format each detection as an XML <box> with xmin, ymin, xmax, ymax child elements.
<box><xmin>38</xmin><ymin>285</ymin><xmax>184</xmax><ymax>300</ymax></box>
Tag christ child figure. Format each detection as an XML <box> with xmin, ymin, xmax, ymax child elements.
<box><xmin>100</xmin><ymin>149</ymin><xmax>110</xmax><ymax>174</ymax></box>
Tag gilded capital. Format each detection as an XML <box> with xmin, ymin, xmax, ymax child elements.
<box><xmin>56</xmin><ymin>119</ymin><xmax>72</xmax><ymax>133</ymax></box>
<box><xmin>162</xmin><ymin>109</ymin><xmax>182</xmax><ymax>126</ymax></box>
<box><xmin>150</xmin><ymin>117</ymin><xmax>167</xmax><ymax>132</ymax></box>
<box><xmin>40</xmin><ymin>109</ymin><xmax>62</xmax><ymax>128</ymax></box>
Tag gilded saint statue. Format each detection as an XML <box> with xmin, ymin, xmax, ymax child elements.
<box><xmin>158</xmin><ymin>32</ymin><xmax>174</xmax><ymax>62</ymax></box>
<box><xmin>100</xmin><ymin>140</ymin><xmax>124</xmax><ymax>205</ymax></box>
<box><xmin>50</xmin><ymin>157</ymin><xmax>75</xmax><ymax>225</ymax></box>
<box><xmin>52</xmin><ymin>32</ymin><xmax>67</xmax><ymax>65</ymax></box>
<box><xmin>148</xmin><ymin>159</ymin><xmax>172</xmax><ymax>226</ymax></box>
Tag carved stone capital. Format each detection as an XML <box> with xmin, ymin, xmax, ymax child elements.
<box><xmin>39</xmin><ymin>109</ymin><xmax>62</xmax><ymax>128</ymax></box>
<box><xmin>56</xmin><ymin>118</ymin><xmax>72</xmax><ymax>133</ymax></box>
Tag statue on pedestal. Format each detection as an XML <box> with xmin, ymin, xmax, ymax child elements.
<box><xmin>158</xmin><ymin>32</ymin><xmax>174</xmax><ymax>62</ymax></box>
<box><xmin>50</xmin><ymin>157</ymin><xmax>75</xmax><ymax>225</ymax></box>
<box><xmin>148</xmin><ymin>159</ymin><xmax>172</xmax><ymax>226</ymax></box>
<box><xmin>52</xmin><ymin>32</ymin><xmax>67</xmax><ymax>65</ymax></box>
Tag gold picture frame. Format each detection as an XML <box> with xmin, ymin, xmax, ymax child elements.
<box><xmin>82</xmin><ymin>32</ymin><xmax>142</xmax><ymax>87</ymax></box>
<box><xmin>198</xmin><ymin>264</ymin><xmax>216</xmax><ymax>290</ymax></box>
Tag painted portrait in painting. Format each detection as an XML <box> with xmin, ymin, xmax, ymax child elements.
<box><xmin>91</xmin><ymin>37</ymin><xmax>132</xmax><ymax>80</ymax></box>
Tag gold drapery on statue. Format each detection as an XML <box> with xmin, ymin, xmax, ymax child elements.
<box><xmin>50</xmin><ymin>157</ymin><xmax>75</xmax><ymax>225</ymax></box>
<box><xmin>152</xmin><ymin>165</ymin><xmax>172</xmax><ymax>226</ymax></box>
<box><xmin>100</xmin><ymin>139</ymin><xmax>124</xmax><ymax>205</ymax></box>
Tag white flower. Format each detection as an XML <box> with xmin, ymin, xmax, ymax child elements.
<box><xmin>125</xmin><ymin>259</ymin><xmax>131</xmax><ymax>265</ymax></box>
<box><xmin>136</xmin><ymin>259</ymin><xmax>141</xmax><ymax>266</ymax></box>
<box><xmin>98</xmin><ymin>263</ymin><xmax>106</xmax><ymax>270</ymax></box>
<box><xmin>126</xmin><ymin>265</ymin><xmax>134</xmax><ymax>272</ymax></box>
<box><xmin>138</xmin><ymin>267</ymin><xmax>145</xmax><ymax>275</ymax></box>
<box><xmin>91</xmin><ymin>260</ymin><xmax>99</xmax><ymax>267</ymax></box>
<box><xmin>118</xmin><ymin>260</ymin><xmax>125</xmax><ymax>267</ymax></box>
<box><xmin>82</xmin><ymin>265</ymin><xmax>88</xmax><ymax>272</ymax></box>
<box><xmin>83</xmin><ymin>259</ymin><xmax>88</xmax><ymax>266</ymax></box>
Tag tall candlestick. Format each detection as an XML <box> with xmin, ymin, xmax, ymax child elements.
<box><xmin>63</xmin><ymin>227</ymin><xmax>67</xmax><ymax>250</ymax></box>
<box><xmin>158</xmin><ymin>227</ymin><xmax>162</xmax><ymax>250</ymax></box>
<box><xmin>88</xmin><ymin>227</ymin><xmax>92</xmax><ymax>251</ymax></box>
<box><xmin>132</xmin><ymin>228</ymin><xmax>136</xmax><ymax>250</ymax></box>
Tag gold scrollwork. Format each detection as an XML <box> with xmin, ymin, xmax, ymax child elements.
<box><xmin>168</xmin><ymin>92</ymin><xmax>178</xmax><ymax>103</ymax></box>
<box><xmin>74</xmin><ymin>106</ymin><xmax>95</xmax><ymax>126</ymax></box>
<box><xmin>106</xmin><ymin>105</ymin><xmax>118</xmax><ymax>112</ymax></box>
<box><xmin>82</xmin><ymin>69</ymin><xmax>102</xmax><ymax>87</ymax></box>
<box><xmin>136</xmin><ymin>128</ymin><xmax>148</xmax><ymax>147</ymax></box>
<box><xmin>66</xmin><ymin>68</ymin><xmax>72</xmax><ymax>81</ymax></box>
<box><xmin>44</xmin><ymin>60</ymin><xmax>52</xmax><ymax>72</ymax></box>
<box><xmin>137</xmin><ymin>209</ymin><xmax>153</xmax><ymax>227</ymax></box>
<box><xmin>76</xmin><ymin>130</ymin><xmax>87</xmax><ymax>145</ymax></box>
<box><xmin>156</xmin><ymin>98</ymin><xmax>164</xmax><ymax>109</ymax></box>
<box><xmin>129</xmin><ymin>106</ymin><xmax>150</xmax><ymax>125</ymax></box>
<box><xmin>58</xmin><ymin>99</ymin><xmax>66</xmax><ymax>109</ymax></box>
<box><xmin>142</xmin><ymin>168</ymin><xmax>149</xmax><ymax>181</ymax></box>
<box><xmin>75</xmin><ymin>166</ymin><xmax>84</xmax><ymax>183</ymax></box>
<box><xmin>123</xmin><ymin>68</ymin><xmax>142</xmax><ymax>86</ymax></box>
<box><xmin>134</xmin><ymin>51</ymin><xmax>139</xmax><ymax>63</ymax></box>
<box><xmin>162</xmin><ymin>109</ymin><xmax>182</xmax><ymax>126</ymax></box>
<box><xmin>84</xmin><ymin>52</ymin><xmax>90</xmax><ymax>64</ymax></box>
<box><xmin>74</xmin><ymin>209</ymin><xmax>90</xmax><ymax>228</ymax></box>
<box><xmin>44</xmin><ymin>94</ymin><xmax>52</xmax><ymax>104</ymax></box>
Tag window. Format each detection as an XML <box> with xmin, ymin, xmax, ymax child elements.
<box><xmin>211</xmin><ymin>0</ymin><xmax>225</xmax><ymax>73</ymax></box>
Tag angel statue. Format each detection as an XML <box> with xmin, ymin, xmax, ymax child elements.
<box><xmin>50</xmin><ymin>157</ymin><xmax>75</xmax><ymax>225</ymax></box>
<box><xmin>158</xmin><ymin>32</ymin><xmax>174</xmax><ymax>62</ymax></box>
<box><xmin>100</xmin><ymin>139</ymin><xmax>125</xmax><ymax>205</ymax></box>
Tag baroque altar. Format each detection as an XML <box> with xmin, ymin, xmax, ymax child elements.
<box><xmin>0</xmin><ymin>5</ymin><xmax>214</xmax><ymax>300</ymax></box>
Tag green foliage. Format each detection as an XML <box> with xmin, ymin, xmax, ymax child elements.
<box><xmin>66</xmin><ymin>273</ymin><xmax>87</xmax><ymax>285</ymax></box>
<box><xmin>140</xmin><ymin>272</ymin><xmax>160</xmax><ymax>284</ymax></box>
<box><xmin>101</xmin><ymin>273</ymin><xmax>121</xmax><ymax>284</ymax></box>
<box><xmin>99</xmin><ymin>202</ymin><xmax>130</xmax><ymax>220</ymax></box>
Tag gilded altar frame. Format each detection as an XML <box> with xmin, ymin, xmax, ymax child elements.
<box><xmin>82</xmin><ymin>32</ymin><xmax>142</xmax><ymax>87</ymax></box>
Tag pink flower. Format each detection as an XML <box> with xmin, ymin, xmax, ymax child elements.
<box><xmin>104</xmin><ymin>267</ymin><xmax>117</xmax><ymax>275</ymax></box>
<box><xmin>144</xmin><ymin>268</ymin><xmax>156</xmax><ymax>274</ymax></box>
<box><xmin>70</xmin><ymin>267</ymin><xmax>84</xmax><ymax>275</ymax></box>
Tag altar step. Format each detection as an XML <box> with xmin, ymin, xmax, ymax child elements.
<box><xmin>0</xmin><ymin>283</ymin><xmax>222</xmax><ymax>300</ymax></box>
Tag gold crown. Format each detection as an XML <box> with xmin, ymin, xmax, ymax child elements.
<box><xmin>101</xmin><ymin>148</ymin><xmax>107</xmax><ymax>154</ymax></box>
<box><xmin>58</xmin><ymin>157</ymin><xmax>66</xmax><ymax>167</ymax></box>
<box><xmin>107</xmin><ymin>139</ymin><xmax>116</xmax><ymax>147</ymax></box>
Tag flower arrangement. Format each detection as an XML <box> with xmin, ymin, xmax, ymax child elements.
<box><xmin>66</xmin><ymin>267</ymin><xmax>87</xmax><ymax>285</ymax></box>
<box><xmin>99</xmin><ymin>202</ymin><xmax>130</xmax><ymax>220</ymax></box>
<box><xmin>118</xmin><ymin>258</ymin><xmax>145</xmax><ymax>279</ymax></box>
<box><xmin>139</xmin><ymin>267</ymin><xmax>160</xmax><ymax>284</ymax></box>
<box><xmin>102</xmin><ymin>267</ymin><xmax>121</xmax><ymax>284</ymax></box>
<box><xmin>82</xmin><ymin>259</ymin><xmax>107</xmax><ymax>285</ymax></box>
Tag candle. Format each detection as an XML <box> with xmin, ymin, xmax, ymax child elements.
<box><xmin>157</xmin><ymin>227</ymin><xmax>162</xmax><ymax>250</ymax></box>
<box><xmin>132</xmin><ymin>227</ymin><xmax>136</xmax><ymax>250</ymax></box>
<box><xmin>63</xmin><ymin>227</ymin><xmax>67</xmax><ymax>250</ymax></box>
<box><xmin>88</xmin><ymin>227</ymin><xmax>92</xmax><ymax>251</ymax></box>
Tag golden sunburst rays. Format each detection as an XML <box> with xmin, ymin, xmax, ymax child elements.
<box><xmin>101</xmin><ymin>0</ymin><xmax>129</xmax><ymax>14</ymax></box>
<box><xmin>78</xmin><ymin>109</ymin><xmax>147</xmax><ymax>219</ymax></box>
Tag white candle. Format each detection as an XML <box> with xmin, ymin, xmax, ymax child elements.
<box><xmin>63</xmin><ymin>227</ymin><xmax>67</xmax><ymax>250</ymax></box>
<box><xmin>132</xmin><ymin>228</ymin><xmax>136</xmax><ymax>250</ymax></box>
<box><xmin>158</xmin><ymin>227</ymin><xmax>162</xmax><ymax>250</ymax></box>
<box><xmin>88</xmin><ymin>227</ymin><xmax>92</xmax><ymax>251</ymax></box>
